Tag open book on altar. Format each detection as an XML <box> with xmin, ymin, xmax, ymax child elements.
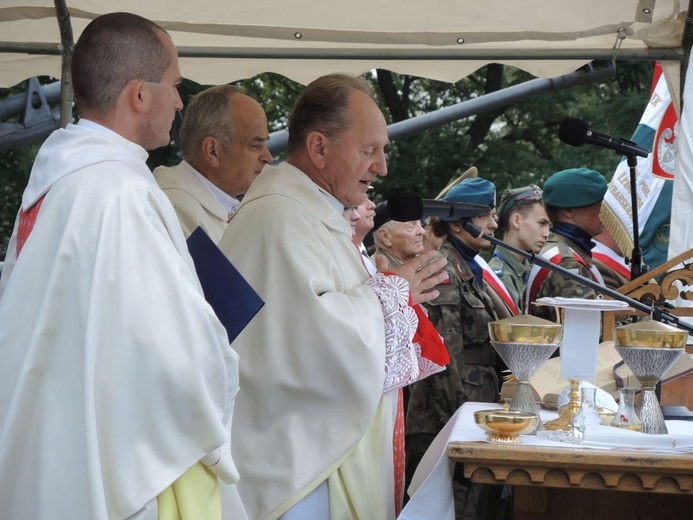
<box><xmin>500</xmin><ymin>341</ymin><xmax>693</xmax><ymax>409</ymax></box>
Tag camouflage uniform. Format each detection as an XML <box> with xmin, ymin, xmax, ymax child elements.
<box><xmin>592</xmin><ymin>256</ymin><xmax>629</xmax><ymax>291</ymax></box>
<box><xmin>488</xmin><ymin>248</ymin><xmax>529</xmax><ymax>313</ymax></box>
<box><xmin>526</xmin><ymin>231</ymin><xmax>602</xmax><ymax>322</ymax></box>
<box><xmin>371</xmin><ymin>247</ymin><xmax>403</xmax><ymax>269</ymax></box>
<box><xmin>405</xmin><ymin>239</ymin><xmax>501</xmax><ymax>519</ymax></box>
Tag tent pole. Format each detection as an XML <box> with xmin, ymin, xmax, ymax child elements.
<box><xmin>0</xmin><ymin>43</ymin><xmax>683</xmax><ymax>63</ymax></box>
<box><xmin>54</xmin><ymin>0</ymin><xmax>74</xmax><ymax>128</ymax></box>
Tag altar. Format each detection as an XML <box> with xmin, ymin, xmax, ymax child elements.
<box><xmin>399</xmin><ymin>268</ymin><xmax>693</xmax><ymax>520</ymax></box>
<box><xmin>450</xmin><ymin>437</ymin><xmax>693</xmax><ymax>519</ymax></box>
<box><xmin>401</xmin><ymin>402</ymin><xmax>693</xmax><ymax>520</ymax></box>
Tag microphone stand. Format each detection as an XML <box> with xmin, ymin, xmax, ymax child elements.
<box><xmin>625</xmin><ymin>153</ymin><xmax>647</xmax><ymax>280</ymax></box>
<box><xmin>463</xmin><ymin>222</ymin><xmax>693</xmax><ymax>334</ymax></box>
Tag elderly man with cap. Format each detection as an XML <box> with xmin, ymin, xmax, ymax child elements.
<box><xmin>489</xmin><ymin>184</ymin><xmax>551</xmax><ymax>313</ymax></box>
<box><xmin>526</xmin><ymin>168</ymin><xmax>608</xmax><ymax>321</ymax></box>
<box><xmin>405</xmin><ymin>177</ymin><xmax>504</xmax><ymax>519</ymax></box>
<box><xmin>371</xmin><ymin>201</ymin><xmax>426</xmax><ymax>268</ymax></box>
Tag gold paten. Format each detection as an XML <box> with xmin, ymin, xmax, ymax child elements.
<box><xmin>474</xmin><ymin>409</ymin><xmax>540</xmax><ymax>443</ymax></box>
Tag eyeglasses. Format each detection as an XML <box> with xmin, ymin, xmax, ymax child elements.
<box><xmin>343</xmin><ymin>205</ymin><xmax>360</xmax><ymax>219</ymax></box>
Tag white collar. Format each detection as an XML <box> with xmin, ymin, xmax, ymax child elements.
<box><xmin>77</xmin><ymin>118</ymin><xmax>125</xmax><ymax>139</ymax></box>
<box><xmin>189</xmin><ymin>164</ymin><xmax>240</xmax><ymax>215</ymax></box>
<box><xmin>317</xmin><ymin>186</ymin><xmax>345</xmax><ymax>215</ymax></box>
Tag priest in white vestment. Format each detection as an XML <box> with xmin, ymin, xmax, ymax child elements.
<box><xmin>218</xmin><ymin>74</ymin><xmax>449</xmax><ymax>520</ymax></box>
<box><xmin>154</xmin><ymin>85</ymin><xmax>272</xmax><ymax>241</ymax></box>
<box><xmin>0</xmin><ymin>13</ymin><xmax>246</xmax><ymax>520</ymax></box>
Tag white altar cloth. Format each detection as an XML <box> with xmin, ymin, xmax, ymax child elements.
<box><xmin>400</xmin><ymin>402</ymin><xmax>693</xmax><ymax>520</ymax></box>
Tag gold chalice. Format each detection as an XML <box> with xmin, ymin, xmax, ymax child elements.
<box><xmin>614</xmin><ymin>320</ymin><xmax>688</xmax><ymax>349</ymax></box>
<box><xmin>474</xmin><ymin>409</ymin><xmax>540</xmax><ymax>443</ymax></box>
<box><xmin>614</xmin><ymin>321</ymin><xmax>688</xmax><ymax>434</ymax></box>
<box><xmin>488</xmin><ymin>315</ymin><xmax>563</xmax><ymax>344</ymax></box>
<box><xmin>489</xmin><ymin>316</ymin><xmax>562</xmax><ymax>428</ymax></box>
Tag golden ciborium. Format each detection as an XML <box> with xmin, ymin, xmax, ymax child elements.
<box><xmin>474</xmin><ymin>409</ymin><xmax>540</xmax><ymax>443</ymax></box>
<box><xmin>489</xmin><ymin>315</ymin><xmax>562</xmax><ymax>429</ymax></box>
<box><xmin>614</xmin><ymin>320</ymin><xmax>688</xmax><ymax>434</ymax></box>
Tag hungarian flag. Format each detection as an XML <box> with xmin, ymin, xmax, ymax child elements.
<box><xmin>600</xmin><ymin>62</ymin><xmax>676</xmax><ymax>271</ymax></box>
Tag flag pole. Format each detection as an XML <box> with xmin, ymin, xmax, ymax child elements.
<box><xmin>626</xmin><ymin>154</ymin><xmax>647</xmax><ymax>279</ymax></box>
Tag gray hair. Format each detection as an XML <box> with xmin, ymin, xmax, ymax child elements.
<box><xmin>287</xmin><ymin>74</ymin><xmax>374</xmax><ymax>156</ymax></box>
<box><xmin>179</xmin><ymin>85</ymin><xmax>244</xmax><ymax>165</ymax></box>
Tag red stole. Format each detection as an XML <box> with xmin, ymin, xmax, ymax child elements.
<box><xmin>16</xmin><ymin>196</ymin><xmax>45</xmax><ymax>257</ymax></box>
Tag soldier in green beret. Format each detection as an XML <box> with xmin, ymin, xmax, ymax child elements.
<box><xmin>488</xmin><ymin>185</ymin><xmax>551</xmax><ymax>313</ymax></box>
<box><xmin>526</xmin><ymin>168</ymin><xmax>608</xmax><ymax>321</ymax></box>
<box><xmin>405</xmin><ymin>177</ymin><xmax>504</xmax><ymax>519</ymax></box>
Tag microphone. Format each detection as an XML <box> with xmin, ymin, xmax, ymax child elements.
<box><xmin>558</xmin><ymin>117</ymin><xmax>650</xmax><ymax>158</ymax></box>
<box><xmin>463</xmin><ymin>221</ymin><xmax>484</xmax><ymax>238</ymax></box>
<box><xmin>386</xmin><ymin>192</ymin><xmax>491</xmax><ymax>222</ymax></box>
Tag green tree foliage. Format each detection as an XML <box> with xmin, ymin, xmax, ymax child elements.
<box><xmin>372</xmin><ymin>62</ymin><xmax>653</xmax><ymax>202</ymax></box>
<box><xmin>0</xmin><ymin>145</ymin><xmax>37</xmax><ymax>255</ymax></box>
<box><xmin>0</xmin><ymin>62</ymin><xmax>655</xmax><ymax>259</ymax></box>
<box><xmin>145</xmin><ymin>75</ymin><xmax>302</xmax><ymax>169</ymax></box>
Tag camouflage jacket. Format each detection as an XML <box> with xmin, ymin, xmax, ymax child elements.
<box><xmin>406</xmin><ymin>240</ymin><xmax>499</xmax><ymax>436</ymax></box>
<box><xmin>488</xmin><ymin>248</ymin><xmax>529</xmax><ymax>313</ymax></box>
<box><xmin>371</xmin><ymin>247</ymin><xmax>404</xmax><ymax>270</ymax></box>
<box><xmin>593</xmin><ymin>257</ymin><xmax>629</xmax><ymax>291</ymax></box>
<box><xmin>526</xmin><ymin>231</ymin><xmax>604</xmax><ymax>321</ymax></box>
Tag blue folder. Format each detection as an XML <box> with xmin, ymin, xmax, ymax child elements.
<box><xmin>187</xmin><ymin>227</ymin><xmax>264</xmax><ymax>343</ymax></box>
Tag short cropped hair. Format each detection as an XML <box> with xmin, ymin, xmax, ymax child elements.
<box><xmin>499</xmin><ymin>197</ymin><xmax>544</xmax><ymax>230</ymax></box>
<box><xmin>72</xmin><ymin>12</ymin><xmax>171</xmax><ymax>118</ymax></box>
<box><xmin>287</xmin><ymin>74</ymin><xmax>374</xmax><ymax>155</ymax></box>
<box><xmin>179</xmin><ymin>85</ymin><xmax>244</xmax><ymax>165</ymax></box>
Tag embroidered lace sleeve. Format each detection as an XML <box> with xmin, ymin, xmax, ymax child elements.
<box><xmin>366</xmin><ymin>273</ymin><xmax>420</xmax><ymax>392</ymax></box>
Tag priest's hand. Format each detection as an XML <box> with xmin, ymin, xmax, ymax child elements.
<box><xmin>375</xmin><ymin>250</ymin><xmax>448</xmax><ymax>305</ymax></box>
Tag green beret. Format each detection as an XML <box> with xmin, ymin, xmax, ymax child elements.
<box><xmin>441</xmin><ymin>178</ymin><xmax>496</xmax><ymax>221</ymax></box>
<box><xmin>497</xmin><ymin>184</ymin><xmax>543</xmax><ymax>221</ymax></box>
<box><xmin>542</xmin><ymin>168</ymin><xmax>607</xmax><ymax>208</ymax></box>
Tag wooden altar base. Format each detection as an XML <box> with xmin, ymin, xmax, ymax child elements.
<box><xmin>449</xmin><ymin>441</ymin><xmax>693</xmax><ymax>520</ymax></box>
<box><xmin>513</xmin><ymin>487</ymin><xmax>693</xmax><ymax>520</ymax></box>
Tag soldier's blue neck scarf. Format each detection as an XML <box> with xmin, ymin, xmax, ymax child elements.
<box><xmin>550</xmin><ymin>221</ymin><xmax>595</xmax><ymax>257</ymax></box>
<box><xmin>447</xmin><ymin>234</ymin><xmax>483</xmax><ymax>285</ymax></box>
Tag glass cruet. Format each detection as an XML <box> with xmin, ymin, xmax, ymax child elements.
<box><xmin>610</xmin><ymin>387</ymin><xmax>642</xmax><ymax>431</ymax></box>
<box><xmin>572</xmin><ymin>386</ymin><xmax>602</xmax><ymax>434</ymax></box>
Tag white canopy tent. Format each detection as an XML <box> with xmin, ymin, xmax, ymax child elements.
<box><xmin>0</xmin><ymin>1</ymin><xmax>689</xmax><ymax>91</ymax></box>
<box><xmin>2</xmin><ymin>0</ymin><xmax>693</xmax><ymax>265</ymax></box>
